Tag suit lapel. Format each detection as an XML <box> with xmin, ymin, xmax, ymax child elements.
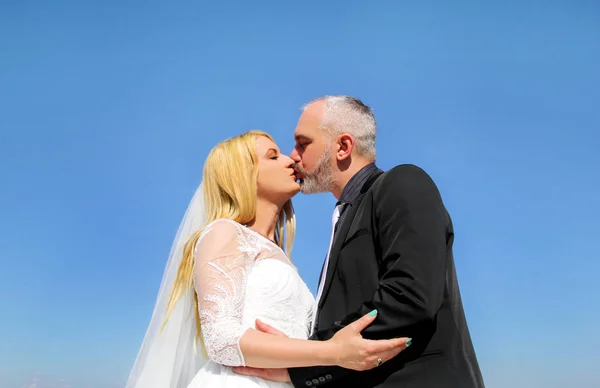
<box><xmin>318</xmin><ymin>201</ymin><xmax>359</xmax><ymax>309</ymax></box>
<box><xmin>318</xmin><ymin>170</ymin><xmax>384</xmax><ymax>309</ymax></box>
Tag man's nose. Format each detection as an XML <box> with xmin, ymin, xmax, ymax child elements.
<box><xmin>289</xmin><ymin>147</ymin><xmax>300</xmax><ymax>163</ymax></box>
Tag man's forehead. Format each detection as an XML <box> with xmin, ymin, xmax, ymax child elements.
<box><xmin>294</xmin><ymin>121</ymin><xmax>319</xmax><ymax>141</ymax></box>
<box><xmin>294</xmin><ymin>104</ymin><xmax>324</xmax><ymax>139</ymax></box>
<box><xmin>301</xmin><ymin>102</ymin><xmax>325</xmax><ymax>123</ymax></box>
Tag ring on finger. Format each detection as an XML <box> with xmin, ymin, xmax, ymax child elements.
<box><xmin>376</xmin><ymin>358</ymin><xmax>383</xmax><ymax>367</ymax></box>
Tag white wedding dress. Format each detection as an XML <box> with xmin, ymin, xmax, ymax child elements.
<box><xmin>186</xmin><ymin>218</ymin><xmax>315</xmax><ymax>388</ymax></box>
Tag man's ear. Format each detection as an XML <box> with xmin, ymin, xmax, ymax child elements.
<box><xmin>336</xmin><ymin>134</ymin><xmax>354</xmax><ymax>161</ymax></box>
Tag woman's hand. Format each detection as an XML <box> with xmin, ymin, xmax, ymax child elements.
<box><xmin>326</xmin><ymin>310</ymin><xmax>411</xmax><ymax>371</ymax></box>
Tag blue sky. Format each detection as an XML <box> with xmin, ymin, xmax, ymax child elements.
<box><xmin>1</xmin><ymin>1</ymin><xmax>599</xmax><ymax>387</ymax></box>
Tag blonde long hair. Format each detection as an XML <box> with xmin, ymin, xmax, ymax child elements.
<box><xmin>163</xmin><ymin>130</ymin><xmax>296</xmax><ymax>349</ymax></box>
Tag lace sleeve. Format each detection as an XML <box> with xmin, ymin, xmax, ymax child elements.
<box><xmin>193</xmin><ymin>219</ymin><xmax>253</xmax><ymax>367</ymax></box>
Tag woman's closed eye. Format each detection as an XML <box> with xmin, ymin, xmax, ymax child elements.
<box><xmin>266</xmin><ymin>148</ymin><xmax>280</xmax><ymax>160</ymax></box>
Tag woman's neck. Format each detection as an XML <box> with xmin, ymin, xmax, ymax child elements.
<box><xmin>246</xmin><ymin>198</ymin><xmax>281</xmax><ymax>242</ymax></box>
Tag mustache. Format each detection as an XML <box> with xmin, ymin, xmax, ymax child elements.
<box><xmin>292</xmin><ymin>163</ymin><xmax>305</xmax><ymax>174</ymax></box>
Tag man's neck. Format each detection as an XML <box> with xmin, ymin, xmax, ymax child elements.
<box><xmin>246</xmin><ymin>198</ymin><xmax>281</xmax><ymax>242</ymax></box>
<box><xmin>331</xmin><ymin>160</ymin><xmax>373</xmax><ymax>200</ymax></box>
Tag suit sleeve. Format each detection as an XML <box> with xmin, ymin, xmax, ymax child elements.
<box><xmin>289</xmin><ymin>164</ymin><xmax>448</xmax><ymax>387</ymax></box>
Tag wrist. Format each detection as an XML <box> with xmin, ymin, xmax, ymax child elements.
<box><xmin>317</xmin><ymin>339</ymin><xmax>339</xmax><ymax>366</ymax></box>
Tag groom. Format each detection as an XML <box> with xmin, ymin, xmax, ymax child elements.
<box><xmin>235</xmin><ymin>96</ymin><xmax>485</xmax><ymax>387</ymax></box>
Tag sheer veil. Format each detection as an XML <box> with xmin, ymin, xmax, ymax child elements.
<box><xmin>126</xmin><ymin>183</ymin><xmax>208</xmax><ymax>388</ymax></box>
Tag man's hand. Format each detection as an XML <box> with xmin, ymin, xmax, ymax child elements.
<box><xmin>232</xmin><ymin>366</ymin><xmax>291</xmax><ymax>383</ymax></box>
<box><xmin>232</xmin><ymin>319</ymin><xmax>291</xmax><ymax>382</ymax></box>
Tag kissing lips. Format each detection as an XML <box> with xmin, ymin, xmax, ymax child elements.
<box><xmin>293</xmin><ymin>170</ymin><xmax>304</xmax><ymax>184</ymax></box>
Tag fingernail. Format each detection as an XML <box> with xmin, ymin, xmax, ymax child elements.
<box><xmin>369</xmin><ymin>309</ymin><xmax>378</xmax><ymax>317</ymax></box>
<box><xmin>406</xmin><ymin>338</ymin><xmax>412</xmax><ymax>347</ymax></box>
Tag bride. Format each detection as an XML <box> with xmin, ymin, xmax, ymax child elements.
<box><xmin>125</xmin><ymin>130</ymin><xmax>409</xmax><ymax>387</ymax></box>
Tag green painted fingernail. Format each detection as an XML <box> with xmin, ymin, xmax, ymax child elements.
<box><xmin>406</xmin><ymin>338</ymin><xmax>413</xmax><ymax>347</ymax></box>
<box><xmin>369</xmin><ymin>309</ymin><xmax>378</xmax><ymax>317</ymax></box>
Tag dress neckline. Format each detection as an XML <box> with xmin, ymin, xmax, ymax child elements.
<box><xmin>235</xmin><ymin>222</ymin><xmax>295</xmax><ymax>268</ymax></box>
<box><xmin>245</xmin><ymin>226</ymin><xmax>277</xmax><ymax>244</ymax></box>
<box><xmin>213</xmin><ymin>218</ymin><xmax>286</xmax><ymax>254</ymax></box>
<box><xmin>242</xmin><ymin>224</ymin><xmax>284</xmax><ymax>252</ymax></box>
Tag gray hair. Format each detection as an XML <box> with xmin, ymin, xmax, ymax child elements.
<box><xmin>302</xmin><ymin>95</ymin><xmax>376</xmax><ymax>161</ymax></box>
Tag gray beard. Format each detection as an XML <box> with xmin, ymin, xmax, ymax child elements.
<box><xmin>300</xmin><ymin>148</ymin><xmax>334</xmax><ymax>194</ymax></box>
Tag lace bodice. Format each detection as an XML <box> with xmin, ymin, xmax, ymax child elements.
<box><xmin>193</xmin><ymin>219</ymin><xmax>315</xmax><ymax>367</ymax></box>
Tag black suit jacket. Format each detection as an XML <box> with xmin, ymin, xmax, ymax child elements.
<box><xmin>289</xmin><ymin>164</ymin><xmax>484</xmax><ymax>388</ymax></box>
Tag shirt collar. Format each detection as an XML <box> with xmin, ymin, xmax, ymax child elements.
<box><xmin>338</xmin><ymin>163</ymin><xmax>379</xmax><ymax>205</ymax></box>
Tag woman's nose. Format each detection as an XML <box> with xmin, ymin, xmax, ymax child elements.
<box><xmin>282</xmin><ymin>155</ymin><xmax>296</xmax><ymax>167</ymax></box>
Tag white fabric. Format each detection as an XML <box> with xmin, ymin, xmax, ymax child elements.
<box><xmin>188</xmin><ymin>219</ymin><xmax>315</xmax><ymax>387</ymax></box>
<box><xmin>310</xmin><ymin>204</ymin><xmax>343</xmax><ymax>334</ymax></box>
<box><xmin>126</xmin><ymin>181</ymin><xmax>315</xmax><ymax>388</ymax></box>
<box><xmin>126</xmin><ymin>183</ymin><xmax>209</xmax><ymax>388</ymax></box>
